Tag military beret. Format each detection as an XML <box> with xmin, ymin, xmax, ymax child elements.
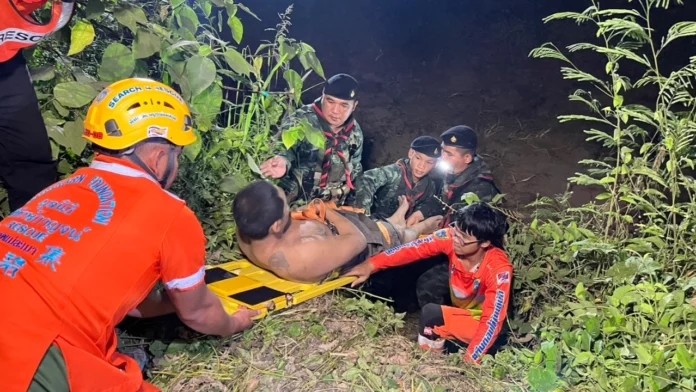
<box><xmin>440</xmin><ymin>125</ymin><xmax>478</xmax><ymax>150</ymax></box>
<box><xmin>410</xmin><ymin>136</ymin><xmax>442</xmax><ymax>158</ymax></box>
<box><xmin>323</xmin><ymin>73</ymin><xmax>358</xmax><ymax>100</ymax></box>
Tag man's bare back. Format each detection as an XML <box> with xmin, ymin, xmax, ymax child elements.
<box><xmin>238</xmin><ymin>197</ymin><xmax>442</xmax><ymax>283</ymax></box>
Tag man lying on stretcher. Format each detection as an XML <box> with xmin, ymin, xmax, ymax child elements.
<box><xmin>232</xmin><ymin>180</ymin><xmax>443</xmax><ymax>283</ymax></box>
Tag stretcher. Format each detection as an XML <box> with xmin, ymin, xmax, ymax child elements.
<box><xmin>205</xmin><ymin>260</ymin><xmax>355</xmax><ymax>319</ymax></box>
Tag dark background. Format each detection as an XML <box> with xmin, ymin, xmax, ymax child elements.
<box><xmin>237</xmin><ymin>0</ymin><xmax>695</xmax><ymax>208</ymax></box>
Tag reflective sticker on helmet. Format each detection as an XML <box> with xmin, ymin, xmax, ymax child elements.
<box><xmin>94</xmin><ymin>89</ymin><xmax>109</xmax><ymax>104</ymax></box>
<box><xmin>128</xmin><ymin>112</ymin><xmax>177</xmax><ymax>126</ymax></box>
<box><xmin>145</xmin><ymin>85</ymin><xmax>186</xmax><ymax>104</ymax></box>
<box><xmin>83</xmin><ymin>129</ymin><xmax>104</xmax><ymax>139</ymax></box>
<box><xmin>147</xmin><ymin>126</ymin><xmax>169</xmax><ymax>138</ymax></box>
<box><xmin>108</xmin><ymin>86</ymin><xmax>143</xmax><ymax>109</ymax></box>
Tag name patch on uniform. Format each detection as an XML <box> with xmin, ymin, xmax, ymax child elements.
<box><xmin>384</xmin><ymin>236</ymin><xmax>433</xmax><ymax>256</ymax></box>
<box><xmin>496</xmin><ymin>271</ymin><xmax>510</xmax><ymax>285</ymax></box>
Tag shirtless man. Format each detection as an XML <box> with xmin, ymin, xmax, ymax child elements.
<box><xmin>232</xmin><ymin>180</ymin><xmax>442</xmax><ymax>283</ymax></box>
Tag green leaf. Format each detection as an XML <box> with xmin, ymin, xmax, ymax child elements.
<box><xmin>526</xmin><ymin>267</ymin><xmax>545</xmax><ymax>281</ymax></box>
<box><xmin>283</xmin><ymin>69</ymin><xmax>303</xmax><ymax>102</ymax></box>
<box><xmin>53</xmin><ymin>101</ymin><xmax>69</xmax><ymax>117</ymax></box>
<box><xmin>67</xmin><ymin>20</ymin><xmax>95</xmax><ymax>56</ymax></box>
<box><xmin>114</xmin><ymin>6</ymin><xmax>148</xmax><ymax>34</ymax></box>
<box><xmin>133</xmin><ymin>29</ymin><xmax>161</xmax><ymax>59</ymax></box>
<box><xmin>634</xmin><ymin>344</ymin><xmax>652</xmax><ymax>365</ymax></box>
<box><xmin>674</xmin><ymin>344</ymin><xmax>696</xmax><ymax>371</ymax></box>
<box><xmin>236</xmin><ymin>3</ymin><xmax>260</xmax><ymax>20</ymax></box>
<box><xmin>183</xmin><ymin>130</ymin><xmax>202</xmax><ymax>161</ymax></box>
<box><xmin>219</xmin><ymin>173</ymin><xmax>249</xmax><ymax>194</ymax></box>
<box><xmin>279</xmin><ymin>39</ymin><xmax>297</xmax><ymax>61</ymax></box>
<box><xmin>573</xmin><ymin>351</ymin><xmax>594</xmax><ymax>366</ymax></box>
<box><xmin>664</xmin><ymin>21</ymin><xmax>696</xmax><ymax>47</ymax></box>
<box><xmin>171</xmin><ymin>0</ymin><xmax>185</xmax><ymax>9</ymax></box>
<box><xmin>526</xmin><ymin>367</ymin><xmax>558</xmax><ymax>392</ymax></box>
<box><xmin>61</xmin><ymin>121</ymin><xmax>87</xmax><ymax>154</ymax></box>
<box><xmin>281</xmin><ymin>126</ymin><xmax>303</xmax><ymax>149</ymax></box>
<box><xmin>53</xmin><ymin>82</ymin><xmax>98</xmax><ymax>108</ymax></box>
<box><xmin>184</xmin><ymin>55</ymin><xmax>216</xmax><ymax>99</ymax></box>
<box><xmin>191</xmin><ymin>83</ymin><xmax>223</xmax><ymax>130</ymax></box>
<box><xmin>304</xmin><ymin>127</ymin><xmax>325</xmax><ymax>149</ymax></box>
<box><xmin>223</xmin><ymin>48</ymin><xmax>254</xmax><ymax>76</ymax></box>
<box><xmin>228</xmin><ymin>15</ymin><xmax>243</xmax><ymax>44</ymax></box>
<box><xmin>575</xmin><ymin>281</ymin><xmax>587</xmax><ymax>299</ymax></box>
<box><xmin>30</xmin><ymin>66</ymin><xmax>55</xmax><ymax>82</ymax></box>
<box><xmin>176</xmin><ymin>5</ymin><xmax>200</xmax><ymax>35</ymax></box>
<box><xmin>299</xmin><ymin>50</ymin><xmax>325</xmax><ymax>79</ymax></box>
<box><xmin>85</xmin><ymin>0</ymin><xmax>105</xmax><ymax>20</ymax></box>
<box><xmin>246</xmin><ymin>153</ymin><xmax>263</xmax><ymax>176</ymax></box>
<box><xmin>98</xmin><ymin>43</ymin><xmax>135</xmax><ymax>82</ymax></box>
<box><xmin>613</xmin><ymin>94</ymin><xmax>624</xmax><ymax>108</ymax></box>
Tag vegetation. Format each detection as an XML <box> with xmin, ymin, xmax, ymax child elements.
<box><xmin>19</xmin><ymin>0</ymin><xmax>696</xmax><ymax>390</ymax></box>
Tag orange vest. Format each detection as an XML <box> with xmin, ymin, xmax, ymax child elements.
<box><xmin>0</xmin><ymin>155</ymin><xmax>207</xmax><ymax>391</ymax></box>
<box><xmin>0</xmin><ymin>0</ymin><xmax>74</xmax><ymax>62</ymax></box>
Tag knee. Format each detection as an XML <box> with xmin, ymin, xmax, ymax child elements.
<box><xmin>419</xmin><ymin>303</ymin><xmax>444</xmax><ymax>336</ymax></box>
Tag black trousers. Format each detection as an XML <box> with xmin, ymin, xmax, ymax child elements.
<box><xmin>362</xmin><ymin>255</ymin><xmax>450</xmax><ymax>312</ymax></box>
<box><xmin>0</xmin><ymin>53</ymin><xmax>57</xmax><ymax>211</ymax></box>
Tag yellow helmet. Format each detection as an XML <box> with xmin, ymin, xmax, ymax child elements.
<box><xmin>83</xmin><ymin>78</ymin><xmax>196</xmax><ymax>150</ymax></box>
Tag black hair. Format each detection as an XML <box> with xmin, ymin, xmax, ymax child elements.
<box><xmin>454</xmin><ymin>202</ymin><xmax>507</xmax><ymax>249</ymax></box>
<box><xmin>232</xmin><ymin>180</ymin><xmax>285</xmax><ymax>243</ymax></box>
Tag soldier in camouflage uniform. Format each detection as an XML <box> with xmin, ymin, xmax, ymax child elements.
<box><xmin>416</xmin><ymin>125</ymin><xmax>501</xmax><ymax>309</ymax></box>
<box><xmin>260</xmin><ymin>74</ymin><xmax>363</xmax><ymax>205</ymax></box>
<box><xmin>351</xmin><ymin>136</ymin><xmax>443</xmax><ymax>224</ymax></box>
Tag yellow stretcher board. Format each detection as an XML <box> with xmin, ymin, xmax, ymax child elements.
<box><xmin>205</xmin><ymin>260</ymin><xmax>355</xmax><ymax>319</ymax></box>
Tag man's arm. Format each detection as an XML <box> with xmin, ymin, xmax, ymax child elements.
<box><xmin>351</xmin><ymin>167</ymin><xmax>390</xmax><ymax>212</ymax></box>
<box><xmin>465</xmin><ymin>266</ymin><xmax>513</xmax><ymax>363</ymax></box>
<box><xmin>160</xmin><ymin>206</ymin><xmax>258</xmax><ymax>336</ymax></box>
<box><xmin>349</xmin><ymin>125</ymin><xmax>364</xmax><ymax>179</ymax></box>
<box><xmin>167</xmin><ymin>284</ymin><xmax>255</xmax><ymax>336</ymax></box>
<box><xmin>369</xmin><ymin>228</ymin><xmax>453</xmax><ymax>270</ymax></box>
<box><xmin>127</xmin><ymin>287</ymin><xmax>176</xmax><ymax>318</ymax></box>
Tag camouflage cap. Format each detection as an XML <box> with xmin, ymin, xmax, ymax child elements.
<box><xmin>441</xmin><ymin>125</ymin><xmax>478</xmax><ymax>150</ymax></box>
<box><xmin>323</xmin><ymin>73</ymin><xmax>358</xmax><ymax>101</ymax></box>
<box><xmin>410</xmin><ymin>136</ymin><xmax>441</xmax><ymax>158</ymax></box>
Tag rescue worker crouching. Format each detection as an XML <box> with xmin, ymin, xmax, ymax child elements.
<box><xmin>260</xmin><ymin>73</ymin><xmax>364</xmax><ymax>206</ymax></box>
<box><xmin>0</xmin><ymin>78</ymin><xmax>259</xmax><ymax>392</ymax></box>
<box><xmin>347</xmin><ymin>202</ymin><xmax>513</xmax><ymax>364</ymax></box>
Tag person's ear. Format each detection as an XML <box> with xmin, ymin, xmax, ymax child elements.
<box><xmin>463</xmin><ymin>152</ymin><xmax>474</xmax><ymax>165</ymax></box>
<box><xmin>407</xmin><ymin>149</ymin><xmax>415</xmax><ymax>160</ymax></box>
<box><xmin>479</xmin><ymin>240</ymin><xmax>491</xmax><ymax>249</ymax></box>
<box><xmin>270</xmin><ymin>218</ymin><xmax>284</xmax><ymax>234</ymax></box>
<box><xmin>352</xmin><ymin>100</ymin><xmax>359</xmax><ymax>112</ymax></box>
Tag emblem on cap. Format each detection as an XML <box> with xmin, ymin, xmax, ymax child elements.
<box><xmin>450</xmin><ymin>136</ymin><xmax>457</xmax><ymax>143</ymax></box>
<box><xmin>350</xmin><ymin>90</ymin><xmax>355</xmax><ymax>98</ymax></box>
<box><xmin>434</xmin><ymin>148</ymin><xmax>439</xmax><ymax>154</ymax></box>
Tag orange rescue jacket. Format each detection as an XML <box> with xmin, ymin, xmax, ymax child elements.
<box><xmin>369</xmin><ymin>228</ymin><xmax>513</xmax><ymax>362</ymax></box>
<box><xmin>0</xmin><ymin>155</ymin><xmax>207</xmax><ymax>391</ymax></box>
<box><xmin>0</xmin><ymin>0</ymin><xmax>74</xmax><ymax>62</ymax></box>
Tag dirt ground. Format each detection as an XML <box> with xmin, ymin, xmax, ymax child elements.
<box><xmin>247</xmin><ymin>0</ymin><xmax>603</xmax><ymax>209</ymax></box>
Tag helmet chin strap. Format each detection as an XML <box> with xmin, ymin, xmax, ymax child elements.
<box><xmin>126</xmin><ymin>148</ymin><xmax>178</xmax><ymax>189</ymax></box>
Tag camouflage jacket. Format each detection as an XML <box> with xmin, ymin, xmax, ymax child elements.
<box><xmin>440</xmin><ymin>156</ymin><xmax>500</xmax><ymax>225</ymax></box>
<box><xmin>351</xmin><ymin>158</ymin><xmax>443</xmax><ymax>220</ymax></box>
<box><xmin>277</xmin><ymin>98</ymin><xmax>363</xmax><ymax>204</ymax></box>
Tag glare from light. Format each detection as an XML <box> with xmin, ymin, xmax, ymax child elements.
<box><xmin>437</xmin><ymin>160</ymin><xmax>452</xmax><ymax>174</ymax></box>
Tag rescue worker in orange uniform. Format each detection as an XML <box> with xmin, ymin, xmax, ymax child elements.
<box><xmin>0</xmin><ymin>0</ymin><xmax>75</xmax><ymax>211</ymax></box>
<box><xmin>0</xmin><ymin>78</ymin><xmax>259</xmax><ymax>391</ymax></box>
<box><xmin>347</xmin><ymin>202</ymin><xmax>512</xmax><ymax>363</ymax></box>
